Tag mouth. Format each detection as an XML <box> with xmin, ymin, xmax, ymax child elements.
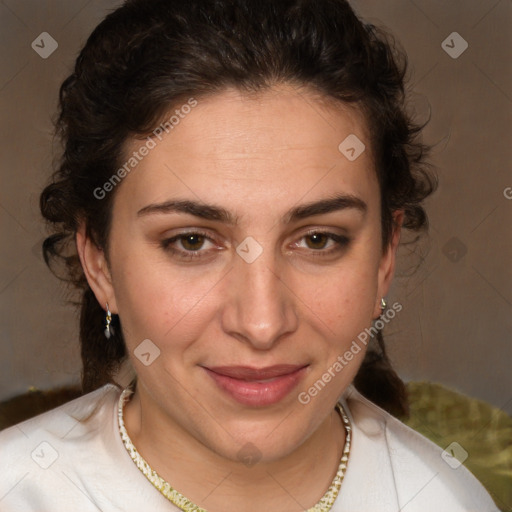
<box><xmin>202</xmin><ymin>364</ymin><xmax>309</xmax><ymax>407</ymax></box>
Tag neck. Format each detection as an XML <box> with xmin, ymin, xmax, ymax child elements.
<box><xmin>123</xmin><ymin>385</ymin><xmax>346</xmax><ymax>512</ymax></box>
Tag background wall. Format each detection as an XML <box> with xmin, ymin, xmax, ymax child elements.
<box><xmin>0</xmin><ymin>0</ymin><xmax>511</xmax><ymax>416</ymax></box>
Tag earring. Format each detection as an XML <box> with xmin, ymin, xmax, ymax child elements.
<box><xmin>380</xmin><ymin>297</ymin><xmax>387</xmax><ymax>312</ymax></box>
<box><xmin>104</xmin><ymin>302</ymin><xmax>113</xmax><ymax>339</ymax></box>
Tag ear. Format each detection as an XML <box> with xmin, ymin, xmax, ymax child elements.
<box><xmin>373</xmin><ymin>210</ymin><xmax>404</xmax><ymax>319</ymax></box>
<box><xmin>76</xmin><ymin>222</ymin><xmax>118</xmax><ymax>314</ymax></box>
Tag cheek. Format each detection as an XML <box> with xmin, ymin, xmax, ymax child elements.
<box><xmin>110</xmin><ymin>247</ymin><xmax>221</xmax><ymax>350</ymax></box>
<box><xmin>301</xmin><ymin>266</ymin><xmax>378</xmax><ymax>390</ymax></box>
<box><xmin>299</xmin><ymin>251</ymin><xmax>380</xmax><ymax>336</ymax></box>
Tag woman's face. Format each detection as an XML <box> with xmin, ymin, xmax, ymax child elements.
<box><xmin>81</xmin><ymin>85</ymin><xmax>401</xmax><ymax>462</ymax></box>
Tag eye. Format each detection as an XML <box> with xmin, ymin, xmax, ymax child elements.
<box><xmin>160</xmin><ymin>229</ymin><xmax>351</xmax><ymax>262</ymax></box>
<box><xmin>160</xmin><ymin>230</ymin><xmax>218</xmax><ymax>259</ymax></box>
<box><xmin>295</xmin><ymin>230</ymin><xmax>351</xmax><ymax>256</ymax></box>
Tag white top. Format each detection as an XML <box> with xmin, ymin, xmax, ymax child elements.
<box><xmin>0</xmin><ymin>383</ymin><xmax>498</xmax><ymax>511</ymax></box>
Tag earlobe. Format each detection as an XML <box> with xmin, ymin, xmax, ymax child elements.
<box><xmin>76</xmin><ymin>223</ymin><xmax>118</xmax><ymax>313</ymax></box>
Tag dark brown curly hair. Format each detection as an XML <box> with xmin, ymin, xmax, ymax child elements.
<box><xmin>40</xmin><ymin>0</ymin><xmax>437</xmax><ymax>418</ymax></box>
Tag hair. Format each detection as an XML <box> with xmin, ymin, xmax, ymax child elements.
<box><xmin>40</xmin><ymin>0</ymin><xmax>437</xmax><ymax>418</ymax></box>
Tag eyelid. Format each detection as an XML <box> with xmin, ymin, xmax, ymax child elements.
<box><xmin>160</xmin><ymin>228</ymin><xmax>218</xmax><ymax>253</ymax></box>
<box><xmin>300</xmin><ymin>227</ymin><xmax>350</xmax><ymax>239</ymax></box>
<box><xmin>291</xmin><ymin>228</ymin><xmax>351</xmax><ymax>252</ymax></box>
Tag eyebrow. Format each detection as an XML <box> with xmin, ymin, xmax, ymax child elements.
<box><xmin>136</xmin><ymin>193</ymin><xmax>367</xmax><ymax>224</ymax></box>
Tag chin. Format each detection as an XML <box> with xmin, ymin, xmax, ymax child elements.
<box><xmin>202</xmin><ymin>413</ymin><xmax>312</xmax><ymax>467</ymax></box>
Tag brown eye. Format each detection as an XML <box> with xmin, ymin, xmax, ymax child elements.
<box><xmin>295</xmin><ymin>231</ymin><xmax>351</xmax><ymax>258</ymax></box>
<box><xmin>160</xmin><ymin>230</ymin><xmax>217</xmax><ymax>260</ymax></box>
<box><xmin>180</xmin><ymin>234</ymin><xmax>206</xmax><ymax>251</ymax></box>
<box><xmin>305</xmin><ymin>233</ymin><xmax>330</xmax><ymax>250</ymax></box>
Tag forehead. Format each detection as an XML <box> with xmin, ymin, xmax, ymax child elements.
<box><xmin>116</xmin><ymin>85</ymin><xmax>377</xmax><ymax>215</ymax></box>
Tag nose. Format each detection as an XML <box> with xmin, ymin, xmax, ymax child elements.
<box><xmin>221</xmin><ymin>247</ymin><xmax>299</xmax><ymax>350</ymax></box>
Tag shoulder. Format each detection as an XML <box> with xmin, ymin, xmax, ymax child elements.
<box><xmin>0</xmin><ymin>384</ymin><xmax>125</xmax><ymax>511</ymax></box>
<box><xmin>0</xmin><ymin>383</ymin><xmax>120</xmax><ymax>448</ymax></box>
<box><xmin>338</xmin><ymin>386</ymin><xmax>499</xmax><ymax>512</ymax></box>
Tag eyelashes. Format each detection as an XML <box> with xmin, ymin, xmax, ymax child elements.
<box><xmin>159</xmin><ymin>230</ymin><xmax>215</xmax><ymax>259</ymax></box>
<box><xmin>295</xmin><ymin>230</ymin><xmax>350</xmax><ymax>253</ymax></box>
<box><xmin>160</xmin><ymin>229</ymin><xmax>351</xmax><ymax>261</ymax></box>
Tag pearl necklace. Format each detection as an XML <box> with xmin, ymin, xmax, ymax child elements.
<box><xmin>118</xmin><ymin>387</ymin><xmax>351</xmax><ymax>511</ymax></box>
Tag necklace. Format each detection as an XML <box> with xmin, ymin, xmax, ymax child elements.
<box><xmin>118</xmin><ymin>387</ymin><xmax>351</xmax><ymax>511</ymax></box>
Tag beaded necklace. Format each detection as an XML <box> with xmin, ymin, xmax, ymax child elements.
<box><xmin>118</xmin><ymin>387</ymin><xmax>351</xmax><ymax>511</ymax></box>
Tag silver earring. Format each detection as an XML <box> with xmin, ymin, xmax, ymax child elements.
<box><xmin>104</xmin><ymin>302</ymin><xmax>113</xmax><ymax>339</ymax></box>
<box><xmin>380</xmin><ymin>297</ymin><xmax>387</xmax><ymax>312</ymax></box>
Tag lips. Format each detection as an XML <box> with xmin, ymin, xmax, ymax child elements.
<box><xmin>206</xmin><ymin>364</ymin><xmax>307</xmax><ymax>380</ymax></box>
<box><xmin>202</xmin><ymin>364</ymin><xmax>308</xmax><ymax>407</ymax></box>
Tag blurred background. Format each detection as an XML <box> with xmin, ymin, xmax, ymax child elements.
<box><xmin>0</xmin><ymin>1</ymin><xmax>510</xmax><ymax>412</ymax></box>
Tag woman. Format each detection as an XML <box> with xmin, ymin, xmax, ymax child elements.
<box><xmin>0</xmin><ymin>0</ymin><xmax>499</xmax><ymax>510</ymax></box>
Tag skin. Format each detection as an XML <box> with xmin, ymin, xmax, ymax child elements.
<box><xmin>77</xmin><ymin>84</ymin><xmax>403</xmax><ymax>512</ymax></box>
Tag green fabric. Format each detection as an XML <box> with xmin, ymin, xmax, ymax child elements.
<box><xmin>403</xmin><ymin>381</ymin><xmax>512</xmax><ymax>512</ymax></box>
